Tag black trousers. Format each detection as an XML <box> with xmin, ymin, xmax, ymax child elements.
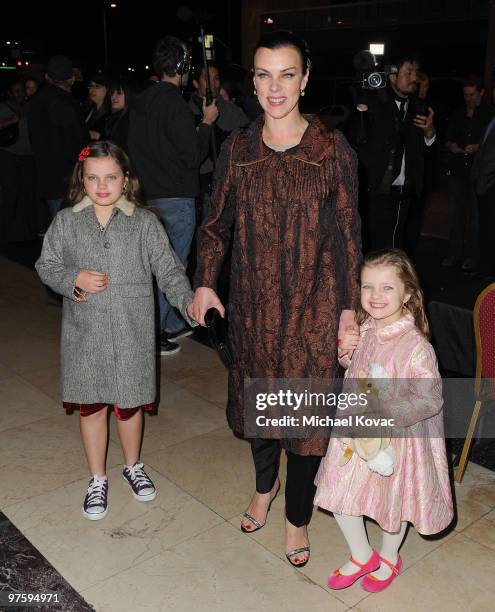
<box><xmin>250</xmin><ymin>438</ymin><xmax>321</xmax><ymax>527</ymax></box>
<box><xmin>368</xmin><ymin>190</ymin><xmax>413</xmax><ymax>252</ymax></box>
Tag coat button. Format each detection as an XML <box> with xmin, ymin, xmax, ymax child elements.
<box><xmin>104</xmin><ymin>242</ymin><xmax>110</xmax><ymax>249</ymax></box>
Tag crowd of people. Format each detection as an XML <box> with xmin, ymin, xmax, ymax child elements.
<box><xmin>6</xmin><ymin>28</ymin><xmax>495</xmax><ymax>594</ymax></box>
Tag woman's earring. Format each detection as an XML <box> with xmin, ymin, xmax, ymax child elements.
<box><xmin>253</xmin><ymin>88</ymin><xmax>257</xmax><ymax>95</ymax></box>
<box><xmin>123</xmin><ymin>184</ymin><xmax>127</xmax><ymax>193</ymax></box>
<box><xmin>300</xmin><ymin>89</ymin><xmax>305</xmax><ymax>96</ymax></box>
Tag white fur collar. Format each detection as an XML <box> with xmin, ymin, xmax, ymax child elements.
<box><xmin>72</xmin><ymin>195</ymin><xmax>135</xmax><ymax>216</ymax></box>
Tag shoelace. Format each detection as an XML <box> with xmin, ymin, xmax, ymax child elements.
<box><xmin>126</xmin><ymin>462</ymin><xmax>151</xmax><ymax>489</ymax></box>
<box><xmin>86</xmin><ymin>478</ymin><xmax>107</xmax><ymax>508</ymax></box>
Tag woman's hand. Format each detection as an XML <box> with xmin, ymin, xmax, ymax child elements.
<box><xmin>75</xmin><ymin>269</ymin><xmax>109</xmax><ymax>293</ymax></box>
<box><xmin>190</xmin><ymin>287</ymin><xmax>225</xmax><ymax>326</ymax></box>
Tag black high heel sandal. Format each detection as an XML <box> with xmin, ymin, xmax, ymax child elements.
<box><xmin>240</xmin><ymin>481</ymin><xmax>281</xmax><ymax>533</ymax></box>
<box><xmin>286</xmin><ymin>546</ymin><xmax>311</xmax><ymax>568</ymax></box>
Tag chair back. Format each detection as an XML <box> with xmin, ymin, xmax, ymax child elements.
<box><xmin>473</xmin><ymin>282</ymin><xmax>495</xmax><ymax>396</ymax></box>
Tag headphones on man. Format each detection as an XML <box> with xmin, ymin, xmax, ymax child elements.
<box><xmin>176</xmin><ymin>44</ymin><xmax>191</xmax><ymax>76</ymax></box>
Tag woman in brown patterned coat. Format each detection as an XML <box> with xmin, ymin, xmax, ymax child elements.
<box><xmin>191</xmin><ymin>31</ymin><xmax>362</xmax><ymax>567</ymax></box>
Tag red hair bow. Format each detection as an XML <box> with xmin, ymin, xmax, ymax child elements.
<box><xmin>78</xmin><ymin>146</ymin><xmax>91</xmax><ymax>161</ymax></box>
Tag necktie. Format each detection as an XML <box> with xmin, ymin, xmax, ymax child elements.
<box><xmin>392</xmin><ymin>98</ymin><xmax>407</xmax><ymax>182</ymax></box>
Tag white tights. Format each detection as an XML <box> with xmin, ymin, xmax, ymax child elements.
<box><xmin>334</xmin><ymin>513</ymin><xmax>408</xmax><ymax>579</ymax></box>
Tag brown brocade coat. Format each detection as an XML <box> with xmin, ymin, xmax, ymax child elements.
<box><xmin>194</xmin><ymin>115</ymin><xmax>362</xmax><ymax>456</ymax></box>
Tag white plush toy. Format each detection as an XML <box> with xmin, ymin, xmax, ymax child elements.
<box><xmin>339</xmin><ymin>364</ymin><xmax>395</xmax><ymax>477</ymax></box>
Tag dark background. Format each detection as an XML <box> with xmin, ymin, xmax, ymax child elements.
<box><xmin>0</xmin><ymin>1</ymin><xmax>490</xmax><ymax>113</ymax></box>
<box><xmin>0</xmin><ymin>1</ymin><xmax>240</xmax><ymax>79</ymax></box>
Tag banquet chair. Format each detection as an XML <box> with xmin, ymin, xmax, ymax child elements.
<box><xmin>455</xmin><ymin>282</ymin><xmax>495</xmax><ymax>483</ymax></box>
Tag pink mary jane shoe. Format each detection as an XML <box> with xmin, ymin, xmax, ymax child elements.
<box><xmin>327</xmin><ymin>550</ymin><xmax>380</xmax><ymax>590</ymax></box>
<box><xmin>360</xmin><ymin>555</ymin><xmax>403</xmax><ymax>593</ymax></box>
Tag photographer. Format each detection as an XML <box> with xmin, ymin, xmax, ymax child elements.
<box><xmin>350</xmin><ymin>53</ymin><xmax>435</xmax><ymax>252</ymax></box>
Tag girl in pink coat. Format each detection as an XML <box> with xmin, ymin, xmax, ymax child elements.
<box><xmin>314</xmin><ymin>249</ymin><xmax>454</xmax><ymax>593</ymax></box>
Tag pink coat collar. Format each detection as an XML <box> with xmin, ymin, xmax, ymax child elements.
<box><xmin>361</xmin><ymin>312</ymin><xmax>416</xmax><ymax>344</ymax></box>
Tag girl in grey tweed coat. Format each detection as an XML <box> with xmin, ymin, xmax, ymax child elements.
<box><xmin>36</xmin><ymin>141</ymin><xmax>196</xmax><ymax>520</ymax></box>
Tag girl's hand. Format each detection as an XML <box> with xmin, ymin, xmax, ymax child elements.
<box><xmin>76</xmin><ymin>269</ymin><xmax>109</xmax><ymax>293</ymax></box>
<box><xmin>339</xmin><ymin>329</ymin><xmax>361</xmax><ymax>352</ymax></box>
<box><xmin>338</xmin><ymin>310</ymin><xmax>359</xmax><ymax>358</ymax></box>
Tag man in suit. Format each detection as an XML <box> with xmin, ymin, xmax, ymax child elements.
<box><xmin>471</xmin><ymin>115</ymin><xmax>495</xmax><ymax>277</ymax></box>
<box><xmin>351</xmin><ymin>53</ymin><xmax>435</xmax><ymax>252</ymax></box>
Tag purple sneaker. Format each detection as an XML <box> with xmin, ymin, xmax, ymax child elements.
<box><xmin>82</xmin><ymin>476</ymin><xmax>108</xmax><ymax>520</ymax></box>
<box><xmin>122</xmin><ymin>462</ymin><xmax>157</xmax><ymax>501</ymax></box>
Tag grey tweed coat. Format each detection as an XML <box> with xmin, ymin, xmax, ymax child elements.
<box><xmin>35</xmin><ymin>196</ymin><xmax>195</xmax><ymax>407</ymax></box>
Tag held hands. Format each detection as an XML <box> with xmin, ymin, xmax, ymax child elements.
<box><xmin>413</xmin><ymin>107</ymin><xmax>435</xmax><ymax>139</ymax></box>
<box><xmin>75</xmin><ymin>269</ymin><xmax>109</xmax><ymax>294</ymax></box>
<box><xmin>448</xmin><ymin>142</ymin><xmax>479</xmax><ymax>155</ymax></box>
<box><xmin>190</xmin><ymin>287</ymin><xmax>225</xmax><ymax>326</ymax></box>
<box><xmin>464</xmin><ymin>143</ymin><xmax>479</xmax><ymax>155</ymax></box>
<box><xmin>448</xmin><ymin>142</ymin><xmax>464</xmax><ymax>154</ymax></box>
<box><xmin>339</xmin><ymin>328</ymin><xmax>361</xmax><ymax>352</ymax></box>
<box><xmin>202</xmin><ymin>97</ymin><xmax>219</xmax><ymax>125</ymax></box>
<box><xmin>337</xmin><ymin>310</ymin><xmax>359</xmax><ymax>359</ymax></box>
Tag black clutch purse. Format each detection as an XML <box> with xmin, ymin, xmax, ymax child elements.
<box><xmin>204</xmin><ymin>308</ymin><xmax>233</xmax><ymax>368</ymax></box>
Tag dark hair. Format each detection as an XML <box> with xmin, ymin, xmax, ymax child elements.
<box><xmin>392</xmin><ymin>51</ymin><xmax>421</xmax><ymax>71</ymax></box>
<box><xmin>109</xmin><ymin>77</ymin><xmax>136</xmax><ymax>111</ymax></box>
<box><xmin>462</xmin><ymin>74</ymin><xmax>483</xmax><ymax>92</ymax></box>
<box><xmin>254</xmin><ymin>30</ymin><xmax>311</xmax><ymax>74</ymax></box>
<box><xmin>193</xmin><ymin>61</ymin><xmax>220</xmax><ymax>81</ymax></box>
<box><xmin>153</xmin><ymin>36</ymin><xmax>188</xmax><ymax>78</ymax></box>
<box><xmin>356</xmin><ymin>249</ymin><xmax>430</xmax><ymax>338</ymax></box>
<box><xmin>67</xmin><ymin>140</ymin><xmax>144</xmax><ymax>208</ymax></box>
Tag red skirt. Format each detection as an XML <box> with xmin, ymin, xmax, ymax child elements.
<box><xmin>63</xmin><ymin>402</ymin><xmax>155</xmax><ymax>420</ymax></box>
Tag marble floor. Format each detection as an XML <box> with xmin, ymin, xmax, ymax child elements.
<box><xmin>1</xmin><ymin>255</ymin><xmax>495</xmax><ymax>612</ymax></box>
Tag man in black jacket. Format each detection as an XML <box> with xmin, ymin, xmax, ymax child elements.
<box><xmin>128</xmin><ymin>36</ymin><xmax>218</xmax><ymax>355</ymax></box>
<box><xmin>28</xmin><ymin>55</ymin><xmax>88</xmax><ymax>219</ymax></box>
<box><xmin>351</xmin><ymin>53</ymin><xmax>435</xmax><ymax>252</ymax></box>
<box><xmin>442</xmin><ymin>76</ymin><xmax>493</xmax><ymax>271</ymax></box>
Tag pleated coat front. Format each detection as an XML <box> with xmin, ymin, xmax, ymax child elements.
<box><xmin>194</xmin><ymin>115</ymin><xmax>362</xmax><ymax>456</ymax></box>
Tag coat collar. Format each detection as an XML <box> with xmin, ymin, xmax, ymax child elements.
<box><xmin>361</xmin><ymin>312</ymin><xmax>416</xmax><ymax>344</ymax></box>
<box><xmin>233</xmin><ymin>114</ymin><xmax>335</xmax><ymax>167</ymax></box>
<box><xmin>72</xmin><ymin>195</ymin><xmax>136</xmax><ymax>216</ymax></box>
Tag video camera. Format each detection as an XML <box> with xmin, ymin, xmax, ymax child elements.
<box><xmin>354</xmin><ymin>50</ymin><xmax>397</xmax><ymax>90</ymax></box>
